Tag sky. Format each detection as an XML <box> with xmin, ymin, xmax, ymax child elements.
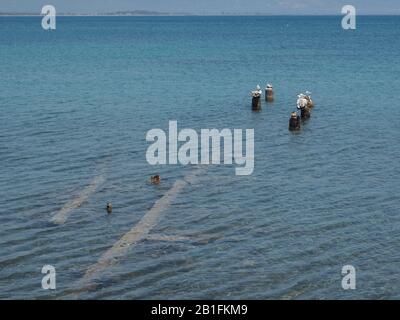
<box><xmin>1</xmin><ymin>0</ymin><xmax>399</xmax><ymax>15</ymax></box>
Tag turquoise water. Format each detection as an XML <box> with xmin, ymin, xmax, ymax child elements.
<box><xmin>1</xmin><ymin>16</ymin><xmax>400</xmax><ymax>299</ymax></box>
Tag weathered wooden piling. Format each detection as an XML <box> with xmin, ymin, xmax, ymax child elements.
<box><xmin>251</xmin><ymin>85</ymin><xmax>262</xmax><ymax>111</ymax></box>
<box><xmin>251</xmin><ymin>94</ymin><xmax>261</xmax><ymax>110</ymax></box>
<box><xmin>300</xmin><ymin>106</ymin><xmax>311</xmax><ymax>119</ymax></box>
<box><xmin>297</xmin><ymin>93</ymin><xmax>312</xmax><ymax>119</ymax></box>
<box><xmin>305</xmin><ymin>91</ymin><xmax>314</xmax><ymax>108</ymax></box>
<box><xmin>265</xmin><ymin>84</ymin><xmax>274</xmax><ymax>102</ymax></box>
<box><xmin>307</xmin><ymin>98</ymin><xmax>314</xmax><ymax>108</ymax></box>
<box><xmin>289</xmin><ymin>112</ymin><xmax>301</xmax><ymax>131</ymax></box>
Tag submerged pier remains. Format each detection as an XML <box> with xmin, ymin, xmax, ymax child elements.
<box><xmin>247</xmin><ymin>84</ymin><xmax>316</xmax><ymax>132</ymax></box>
<box><xmin>297</xmin><ymin>92</ymin><xmax>313</xmax><ymax>119</ymax></box>
<box><xmin>288</xmin><ymin>111</ymin><xmax>301</xmax><ymax>131</ymax></box>
<box><xmin>73</xmin><ymin>168</ymin><xmax>204</xmax><ymax>295</ymax></box>
<box><xmin>304</xmin><ymin>91</ymin><xmax>314</xmax><ymax>108</ymax></box>
<box><xmin>265</xmin><ymin>84</ymin><xmax>274</xmax><ymax>102</ymax></box>
<box><xmin>251</xmin><ymin>85</ymin><xmax>262</xmax><ymax>111</ymax></box>
<box><xmin>289</xmin><ymin>91</ymin><xmax>315</xmax><ymax>131</ymax></box>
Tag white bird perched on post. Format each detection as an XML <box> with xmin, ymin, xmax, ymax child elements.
<box><xmin>297</xmin><ymin>94</ymin><xmax>308</xmax><ymax>109</ymax></box>
<box><xmin>251</xmin><ymin>84</ymin><xmax>262</xmax><ymax>97</ymax></box>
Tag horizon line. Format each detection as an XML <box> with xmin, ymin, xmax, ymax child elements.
<box><xmin>1</xmin><ymin>13</ymin><xmax>400</xmax><ymax>17</ymax></box>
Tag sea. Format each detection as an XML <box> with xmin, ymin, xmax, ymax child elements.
<box><xmin>0</xmin><ymin>15</ymin><xmax>400</xmax><ymax>299</ymax></box>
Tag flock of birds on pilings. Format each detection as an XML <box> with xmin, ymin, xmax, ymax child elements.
<box><xmin>250</xmin><ymin>84</ymin><xmax>315</xmax><ymax>131</ymax></box>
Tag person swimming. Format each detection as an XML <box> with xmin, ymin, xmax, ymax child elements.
<box><xmin>106</xmin><ymin>202</ymin><xmax>112</xmax><ymax>214</ymax></box>
<box><xmin>151</xmin><ymin>175</ymin><xmax>161</xmax><ymax>185</ymax></box>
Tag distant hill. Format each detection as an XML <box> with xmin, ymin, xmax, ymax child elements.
<box><xmin>0</xmin><ymin>12</ymin><xmax>39</xmax><ymax>16</ymax></box>
<box><xmin>105</xmin><ymin>10</ymin><xmax>191</xmax><ymax>16</ymax></box>
<box><xmin>0</xmin><ymin>10</ymin><xmax>192</xmax><ymax>16</ymax></box>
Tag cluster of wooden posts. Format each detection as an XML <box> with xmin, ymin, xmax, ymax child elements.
<box><xmin>250</xmin><ymin>85</ymin><xmax>314</xmax><ymax>131</ymax></box>
<box><xmin>251</xmin><ymin>84</ymin><xmax>274</xmax><ymax>110</ymax></box>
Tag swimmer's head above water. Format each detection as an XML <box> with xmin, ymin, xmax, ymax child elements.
<box><xmin>151</xmin><ymin>175</ymin><xmax>161</xmax><ymax>185</ymax></box>
<box><xmin>106</xmin><ymin>202</ymin><xmax>112</xmax><ymax>214</ymax></box>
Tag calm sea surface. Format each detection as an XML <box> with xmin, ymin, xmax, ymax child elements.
<box><xmin>1</xmin><ymin>16</ymin><xmax>400</xmax><ymax>299</ymax></box>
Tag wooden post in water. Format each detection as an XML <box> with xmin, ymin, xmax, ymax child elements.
<box><xmin>289</xmin><ymin>112</ymin><xmax>301</xmax><ymax>131</ymax></box>
<box><xmin>300</xmin><ymin>106</ymin><xmax>311</xmax><ymax>119</ymax></box>
<box><xmin>297</xmin><ymin>92</ymin><xmax>312</xmax><ymax>119</ymax></box>
<box><xmin>251</xmin><ymin>85</ymin><xmax>262</xmax><ymax>111</ymax></box>
<box><xmin>252</xmin><ymin>95</ymin><xmax>261</xmax><ymax>110</ymax></box>
<box><xmin>265</xmin><ymin>84</ymin><xmax>274</xmax><ymax>102</ymax></box>
<box><xmin>305</xmin><ymin>91</ymin><xmax>314</xmax><ymax>108</ymax></box>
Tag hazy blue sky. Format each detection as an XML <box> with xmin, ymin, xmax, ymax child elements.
<box><xmin>1</xmin><ymin>0</ymin><xmax>399</xmax><ymax>15</ymax></box>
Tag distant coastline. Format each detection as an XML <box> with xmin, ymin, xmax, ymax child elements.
<box><xmin>0</xmin><ymin>10</ymin><xmax>399</xmax><ymax>17</ymax></box>
<box><xmin>0</xmin><ymin>10</ymin><xmax>191</xmax><ymax>16</ymax></box>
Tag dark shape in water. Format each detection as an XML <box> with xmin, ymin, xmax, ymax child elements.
<box><xmin>106</xmin><ymin>202</ymin><xmax>112</xmax><ymax>214</ymax></box>
<box><xmin>251</xmin><ymin>95</ymin><xmax>261</xmax><ymax>111</ymax></box>
<box><xmin>151</xmin><ymin>175</ymin><xmax>161</xmax><ymax>185</ymax></box>
<box><xmin>265</xmin><ymin>84</ymin><xmax>274</xmax><ymax>102</ymax></box>
<box><xmin>289</xmin><ymin>112</ymin><xmax>301</xmax><ymax>131</ymax></box>
<box><xmin>300</xmin><ymin>106</ymin><xmax>311</xmax><ymax>119</ymax></box>
<box><xmin>251</xmin><ymin>85</ymin><xmax>262</xmax><ymax>111</ymax></box>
